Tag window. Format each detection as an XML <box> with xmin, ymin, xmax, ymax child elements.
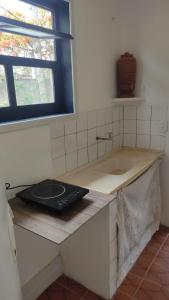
<box><xmin>0</xmin><ymin>0</ymin><xmax>74</xmax><ymax>123</ymax></box>
<box><xmin>0</xmin><ymin>64</ymin><xmax>9</xmax><ymax>107</ymax></box>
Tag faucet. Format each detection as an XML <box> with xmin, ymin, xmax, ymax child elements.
<box><xmin>96</xmin><ymin>132</ymin><xmax>113</xmax><ymax>141</ymax></box>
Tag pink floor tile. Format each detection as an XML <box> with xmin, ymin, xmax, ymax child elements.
<box><xmin>134</xmin><ymin>279</ymin><xmax>169</xmax><ymax>300</ymax></box>
<box><xmin>145</xmin><ymin>262</ymin><xmax>169</xmax><ymax>289</ymax></box>
<box><xmin>37</xmin><ymin>294</ymin><xmax>49</xmax><ymax>300</ymax></box>
<box><xmin>112</xmin><ymin>291</ymin><xmax>132</xmax><ymax>299</ymax></box>
<box><xmin>82</xmin><ymin>290</ymin><xmax>105</xmax><ymax>300</ymax></box>
<box><xmin>53</xmin><ymin>275</ymin><xmax>87</xmax><ymax>297</ymax></box>
<box><xmin>47</xmin><ymin>283</ymin><xmax>81</xmax><ymax>300</ymax></box>
<box><xmin>154</xmin><ymin>248</ymin><xmax>169</xmax><ymax>268</ymax></box>
<box><xmin>117</xmin><ymin>273</ymin><xmax>142</xmax><ymax>297</ymax></box>
<box><xmin>36</xmin><ymin>226</ymin><xmax>169</xmax><ymax>300</ymax></box>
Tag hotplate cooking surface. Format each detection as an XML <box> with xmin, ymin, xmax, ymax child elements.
<box><xmin>16</xmin><ymin>179</ymin><xmax>89</xmax><ymax>213</ymax></box>
<box><xmin>31</xmin><ymin>182</ymin><xmax>66</xmax><ymax>200</ymax></box>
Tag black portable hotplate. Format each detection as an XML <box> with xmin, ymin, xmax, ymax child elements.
<box><xmin>16</xmin><ymin>179</ymin><xmax>89</xmax><ymax>213</ymax></box>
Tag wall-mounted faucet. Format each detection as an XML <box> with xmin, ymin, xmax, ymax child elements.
<box><xmin>96</xmin><ymin>132</ymin><xmax>113</xmax><ymax>141</ymax></box>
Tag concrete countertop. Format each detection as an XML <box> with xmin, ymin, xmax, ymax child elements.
<box><xmin>59</xmin><ymin>147</ymin><xmax>163</xmax><ymax>194</ymax></box>
<box><xmin>9</xmin><ymin>147</ymin><xmax>162</xmax><ymax>245</ymax></box>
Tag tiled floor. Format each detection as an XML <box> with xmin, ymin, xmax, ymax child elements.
<box><xmin>37</xmin><ymin>226</ymin><xmax>169</xmax><ymax>300</ymax></box>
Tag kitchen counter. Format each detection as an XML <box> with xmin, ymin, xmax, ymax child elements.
<box><xmin>9</xmin><ymin>147</ymin><xmax>162</xmax><ymax>245</ymax></box>
<box><xmin>9</xmin><ymin>190</ymin><xmax>116</xmax><ymax>245</ymax></box>
<box><xmin>59</xmin><ymin>148</ymin><xmax>163</xmax><ymax>194</ymax></box>
<box><xmin>9</xmin><ymin>147</ymin><xmax>163</xmax><ymax>300</ymax></box>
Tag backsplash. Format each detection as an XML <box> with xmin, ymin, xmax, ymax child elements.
<box><xmin>49</xmin><ymin>105</ymin><xmax>123</xmax><ymax>178</ymax></box>
<box><xmin>49</xmin><ymin>103</ymin><xmax>168</xmax><ymax>178</ymax></box>
<box><xmin>122</xmin><ymin>104</ymin><xmax>168</xmax><ymax>150</ymax></box>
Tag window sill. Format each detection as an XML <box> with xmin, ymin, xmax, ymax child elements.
<box><xmin>0</xmin><ymin>113</ymin><xmax>77</xmax><ymax>134</ymax></box>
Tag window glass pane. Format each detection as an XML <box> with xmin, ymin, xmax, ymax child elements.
<box><xmin>0</xmin><ymin>32</ymin><xmax>55</xmax><ymax>60</ymax></box>
<box><xmin>13</xmin><ymin>66</ymin><xmax>55</xmax><ymax>106</ymax></box>
<box><xmin>0</xmin><ymin>65</ymin><xmax>9</xmax><ymax>107</ymax></box>
<box><xmin>0</xmin><ymin>0</ymin><xmax>53</xmax><ymax>29</ymax></box>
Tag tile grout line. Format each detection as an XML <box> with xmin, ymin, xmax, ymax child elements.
<box><xmin>131</xmin><ymin>233</ymin><xmax>169</xmax><ymax>298</ymax></box>
<box><xmin>39</xmin><ymin>230</ymin><xmax>169</xmax><ymax>300</ymax></box>
<box><xmin>112</xmin><ymin>230</ymin><xmax>169</xmax><ymax>299</ymax></box>
<box><xmin>135</xmin><ymin>233</ymin><xmax>169</xmax><ymax>291</ymax></box>
<box><xmin>55</xmin><ymin>280</ymin><xmax>87</xmax><ymax>298</ymax></box>
<box><xmin>122</xmin><ymin>105</ymin><xmax>124</xmax><ymax>147</ymax></box>
<box><xmin>135</xmin><ymin>105</ymin><xmax>138</xmax><ymax>148</ymax></box>
<box><xmin>80</xmin><ymin>290</ymin><xmax>90</xmax><ymax>300</ymax></box>
<box><xmin>149</xmin><ymin>104</ymin><xmax>153</xmax><ymax>148</ymax></box>
<box><xmin>114</xmin><ymin>289</ymin><xmax>133</xmax><ymax>299</ymax></box>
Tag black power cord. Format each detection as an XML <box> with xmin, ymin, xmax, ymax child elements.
<box><xmin>5</xmin><ymin>182</ymin><xmax>34</xmax><ymax>190</ymax></box>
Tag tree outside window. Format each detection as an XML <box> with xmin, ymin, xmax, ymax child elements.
<box><xmin>0</xmin><ymin>4</ymin><xmax>55</xmax><ymax>107</ymax></box>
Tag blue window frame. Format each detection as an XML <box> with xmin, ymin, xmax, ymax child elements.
<box><xmin>0</xmin><ymin>0</ymin><xmax>74</xmax><ymax>123</ymax></box>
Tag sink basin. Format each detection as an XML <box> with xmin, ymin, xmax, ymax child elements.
<box><xmin>59</xmin><ymin>148</ymin><xmax>162</xmax><ymax>194</ymax></box>
<box><xmin>92</xmin><ymin>158</ymin><xmax>132</xmax><ymax>175</ymax></box>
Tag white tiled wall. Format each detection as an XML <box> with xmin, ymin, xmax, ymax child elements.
<box><xmin>50</xmin><ymin>105</ymin><xmax>122</xmax><ymax>178</ymax></box>
<box><xmin>50</xmin><ymin>103</ymin><xmax>168</xmax><ymax>178</ymax></box>
<box><xmin>122</xmin><ymin>103</ymin><xmax>168</xmax><ymax>150</ymax></box>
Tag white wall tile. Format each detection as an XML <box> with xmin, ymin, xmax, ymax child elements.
<box><xmin>78</xmin><ymin>148</ymin><xmax>88</xmax><ymax>167</ymax></box>
<box><xmin>50</xmin><ymin>104</ymin><xmax>168</xmax><ymax>175</ymax></box>
<box><xmin>151</xmin><ymin>104</ymin><xmax>167</xmax><ymax>121</ymax></box>
<box><xmin>113</xmin><ymin>121</ymin><xmax>120</xmax><ymax>136</ymax></box>
<box><xmin>87</xmin><ymin>110</ymin><xmax>97</xmax><ymax>129</ymax></box>
<box><xmin>120</xmin><ymin>134</ymin><xmax>123</xmax><ymax>147</ymax></box>
<box><xmin>53</xmin><ymin>155</ymin><xmax>66</xmax><ymax>177</ymax></box>
<box><xmin>124</xmin><ymin>105</ymin><xmax>137</xmax><ymax>120</ymax></box>
<box><xmin>112</xmin><ymin>106</ymin><xmax>120</xmax><ymax>121</ymax></box>
<box><xmin>124</xmin><ymin>120</ymin><xmax>136</xmax><ymax>134</ymax></box>
<box><xmin>65</xmin><ymin>119</ymin><xmax>77</xmax><ymax>135</ymax></box>
<box><xmin>137</xmin><ymin>135</ymin><xmax>150</xmax><ymax>149</ymax></box>
<box><xmin>123</xmin><ymin>134</ymin><xmax>136</xmax><ymax>147</ymax></box>
<box><xmin>88</xmin><ymin>144</ymin><xmax>97</xmax><ymax>162</ymax></box>
<box><xmin>65</xmin><ymin>134</ymin><xmax>77</xmax><ymax>153</ymax></box>
<box><xmin>66</xmin><ymin>151</ymin><xmax>78</xmax><ymax>171</ymax></box>
<box><xmin>96</xmin><ymin>109</ymin><xmax>105</xmax><ymax>126</ymax></box>
<box><xmin>137</xmin><ymin>120</ymin><xmax>150</xmax><ymax>134</ymax></box>
<box><xmin>113</xmin><ymin>135</ymin><xmax>120</xmax><ymax>149</ymax></box>
<box><xmin>120</xmin><ymin>120</ymin><xmax>124</xmax><ymax>134</ymax></box>
<box><xmin>51</xmin><ymin>137</ymin><xmax>65</xmax><ymax>159</ymax></box>
<box><xmin>106</xmin><ymin>140</ymin><xmax>113</xmax><ymax>153</ymax></box>
<box><xmin>105</xmin><ymin>107</ymin><xmax>113</xmax><ymax>124</ymax></box>
<box><xmin>88</xmin><ymin>128</ymin><xmax>97</xmax><ymax>146</ymax></box>
<box><xmin>137</xmin><ymin>105</ymin><xmax>151</xmax><ymax>120</ymax></box>
<box><xmin>97</xmin><ymin>126</ymin><xmax>106</xmax><ymax>140</ymax></box>
<box><xmin>119</xmin><ymin>105</ymin><xmax>124</xmax><ymax>120</ymax></box>
<box><xmin>49</xmin><ymin>121</ymin><xmax>64</xmax><ymax>138</ymax></box>
<box><xmin>77</xmin><ymin>113</ymin><xmax>87</xmax><ymax>132</ymax></box>
<box><xmin>77</xmin><ymin>131</ymin><xmax>87</xmax><ymax>150</ymax></box>
<box><xmin>98</xmin><ymin>141</ymin><xmax>106</xmax><ymax>158</ymax></box>
<box><xmin>151</xmin><ymin>121</ymin><xmax>162</xmax><ymax>136</ymax></box>
<box><xmin>105</xmin><ymin>123</ymin><xmax>113</xmax><ymax>134</ymax></box>
<box><xmin>49</xmin><ymin>102</ymin><xmax>127</xmax><ymax>176</ymax></box>
<box><xmin>151</xmin><ymin>135</ymin><xmax>165</xmax><ymax>151</ymax></box>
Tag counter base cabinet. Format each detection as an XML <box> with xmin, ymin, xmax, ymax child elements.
<box><xmin>60</xmin><ymin>199</ymin><xmax>118</xmax><ymax>300</ymax></box>
<box><xmin>60</xmin><ymin>162</ymin><xmax>161</xmax><ymax>300</ymax></box>
<box><xmin>60</xmin><ymin>206</ymin><xmax>116</xmax><ymax>300</ymax></box>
